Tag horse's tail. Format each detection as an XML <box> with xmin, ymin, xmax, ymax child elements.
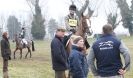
<box><xmin>31</xmin><ymin>40</ymin><xmax>35</xmax><ymax>51</ymax></box>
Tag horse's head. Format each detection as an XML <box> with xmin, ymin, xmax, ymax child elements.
<box><xmin>80</xmin><ymin>13</ymin><xmax>92</xmax><ymax>35</ymax></box>
<box><xmin>80</xmin><ymin>13</ymin><xmax>90</xmax><ymax>33</ymax></box>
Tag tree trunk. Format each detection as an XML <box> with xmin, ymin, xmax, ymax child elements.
<box><xmin>76</xmin><ymin>0</ymin><xmax>91</xmax><ymax>19</ymax></box>
<box><xmin>128</xmin><ymin>25</ymin><xmax>133</xmax><ymax>36</ymax></box>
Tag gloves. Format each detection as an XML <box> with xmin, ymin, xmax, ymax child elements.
<box><xmin>70</xmin><ymin>29</ymin><xmax>76</xmax><ymax>34</ymax></box>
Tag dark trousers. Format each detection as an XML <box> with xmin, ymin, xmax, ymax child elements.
<box><xmin>55</xmin><ymin>71</ymin><xmax>66</xmax><ymax>78</ymax></box>
<box><xmin>3</xmin><ymin>59</ymin><xmax>9</xmax><ymax>78</ymax></box>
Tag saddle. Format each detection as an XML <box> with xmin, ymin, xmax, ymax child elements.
<box><xmin>21</xmin><ymin>40</ymin><xmax>26</xmax><ymax>48</ymax></box>
<box><xmin>21</xmin><ymin>39</ymin><xmax>27</xmax><ymax>48</ymax></box>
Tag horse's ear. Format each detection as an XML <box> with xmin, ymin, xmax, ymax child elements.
<box><xmin>85</xmin><ymin>15</ymin><xmax>90</xmax><ymax>19</ymax></box>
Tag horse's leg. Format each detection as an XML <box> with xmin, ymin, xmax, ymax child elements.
<box><xmin>66</xmin><ymin>41</ymin><xmax>72</xmax><ymax>56</ymax></box>
<box><xmin>25</xmin><ymin>47</ymin><xmax>30</xmax><ymax>58</ymax></box>
<box><xmin>14</xmin><ymin>48</ymin><xmax>18</xmax><ymax>59</ymax></box>
<box><xmin>20</xmin><ymin>49</ymin><xmax>22</xmax><ymax>59</ymax></box>
<box><xmin>28</xmin><ymin>47</ymin><xmax>32</xmax><ymax>58</ymax></box>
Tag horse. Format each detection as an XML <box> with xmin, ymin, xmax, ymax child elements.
<box><xmin>13</xmin><ymin>34</ymin><xmax>35</xmax><ymax>59</ymax></box>
<box><xmin>76</xmin><ymin>12</ymin><xmax>92</xmax><ymax>39</ymax></box>
<box><xmin>65</xmin><ymin>12</ymin><xmax>92</xmax><ymax>55</ymax></box>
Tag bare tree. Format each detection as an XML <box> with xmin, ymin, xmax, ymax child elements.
<box><xmin>107</xmin><ymin>13</ymin><xmax>122</xmax><ymax>29</ymax></box>
<box><xmin>116</xmin><ymin>0</ymin><xmax>133</xmax><ymax>36</ymax></box>
<box><xmin>69</xmin><ymin>0</ymin><xmax>102</xmax><ymax>19</ymax></box>
<box><xmin>101</xmin><ymin>0</ymin><xmax>121</xmax><ymax>30</ymax></box>
<box><xmin>0</xmin><ymin>15</ymin><xmax>6</xmax><ymax>38</ymax></box>
<box><xmin>26</xmin><ymin>0</ymin><xmax>47</xmax><ymax>15</ymax></box>
<box><xmin>26</xmin><ymin>0</ymin><xmax>36</xmax><ymax>15</ymax></box>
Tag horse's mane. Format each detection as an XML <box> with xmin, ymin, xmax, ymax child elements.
<box><xmin>76</xmin><ymin>12</ymin><xmax>89</xmax><ymax>38</ymax></box>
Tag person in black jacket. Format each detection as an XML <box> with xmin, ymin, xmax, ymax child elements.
<box><xmin>51</xmin><ymin>27</ymin><xmax>68</xmax><ymax>78</ymax></box>
<box><xmin>1</xmin><ymin>32</ymin><xmax>11</xmax><ymax>78</ymax></box>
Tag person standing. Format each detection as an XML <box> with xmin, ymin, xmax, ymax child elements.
<box><xmin>1</xmin><ymin>32</ymin><xmax>11</xmax><ymax>78</ymax></box>
<box><xmin>69</xmin><ymin>36</ymin><xmax>89</xmax><ymax>78</ymax></box>
<box><xmin>88</xmin><ymin>24</ymin><xmax>131</xmax><ymax>78</ymax></box>
<box><xmin>51</xmin><ymin>27</ymin><xmax>68</xmax><ymax>78</ymax></box>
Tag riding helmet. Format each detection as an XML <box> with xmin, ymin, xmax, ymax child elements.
<box><xmin>69</xmin><ymin>4</ymin><xmax>76</xmax><ymax>11</ymax></box>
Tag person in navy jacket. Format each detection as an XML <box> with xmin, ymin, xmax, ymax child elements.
<box><xmin>51</xmin><ymin>27</ymin><xmax>68</xmax><ymax>78</ymax></box>
<box><xmin>88</xmin><ymin>24</ymin><xmax>131</xmax><ymax>78</ymax></box>
<box><xmin>69</xmin><ymin>36</ymin><xmax>89</xmax><ymax>78</ymax></box>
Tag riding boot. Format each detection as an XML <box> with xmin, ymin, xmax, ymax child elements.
<box><xmin>23</xmin><ymin>43</ymin><xmax>26</xmax><ymax>48</ymax></box>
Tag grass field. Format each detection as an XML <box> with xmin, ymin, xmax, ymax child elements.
<box><xmin>0</xmin><ymin>37</ymin><xmax>133</xmax><ymax>78</ymax></box>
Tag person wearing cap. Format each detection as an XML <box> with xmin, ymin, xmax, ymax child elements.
<box><xmin>65</xmin><ymin>4</ymin><xmax>79</xmax><ymax>34</ymax></box>
<box><xmin>63</xmin><ymin>4</ymin><xmax>80</xmax><ymax>55</ymax></box>
<box><xmin>20</xmin><ymin>27</ymin><xmax>26</xmax><ymax>39</ymax></box>
<box><xmin>88</xmin><ymin>24</ymin><xmax>131</xmax><ymax>78</ymax></box>
<box><xmin>69</xmin><ymin>36</ymin><xmax>89</xmax><ymax>78</ymax></box>
<box><xmin>20</xmin><ymin>27</ymin><xmax>27</xmax><ymax>47</ymax></box>
<box><xmin>1</xmin><ymin>32</ymin><xmax>11</xmax><ymax>78</ymax></box>
<box><xmin>51</xmin><ymin>27</ymin><xmax>68</xmax><ymax>78</ymax></box>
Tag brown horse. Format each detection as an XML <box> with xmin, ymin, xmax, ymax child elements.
<box><xmin>66</xmin><ymin>13</ymin><xmax>91</xmax><ymax>55</ymax></box>
<box><xmin>13</xmin><ymin>34</ymin><xmax>35</xmax><ymax>59</ymax></box>
<box><xmin>76</xmin><ymin>13</ymin><xmax>91</xmax><ymax>38</ymax></box>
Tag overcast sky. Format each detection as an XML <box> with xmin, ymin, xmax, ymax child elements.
<box><xmin>0</xmin><ymin>0</ymin><xmax>132</xmax><ymax>35</ymax></box>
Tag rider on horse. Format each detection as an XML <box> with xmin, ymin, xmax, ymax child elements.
<box><xmin>19</xmin><ymin>27</ymin><xmax>27</xmax><ymax>47</ymax></box>
<box><xmin>64</xmin><ymin>4</ymin><xmax>80</xmax><ymax>47</ymax></box>
<box><xmin>64</xmin><ymin>4</ymin><xmax>90</xmax><ymax>51</ymax></box>
<box><xmin>65</xmin><ymin>4</ymin><xmax>79</xmax><ymax>34</ymax></box>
